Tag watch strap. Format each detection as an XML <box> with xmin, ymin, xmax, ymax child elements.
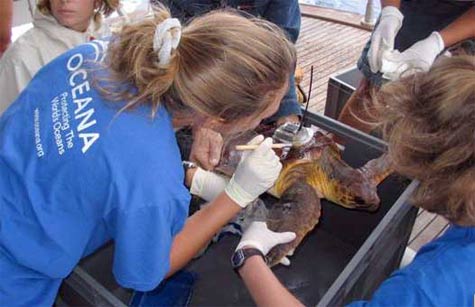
<box><xmin>231</xmin><ymin>248</ymin><xmax>265</xmax><ymax>272</ymax></box>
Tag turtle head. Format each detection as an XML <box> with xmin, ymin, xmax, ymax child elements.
<box><xmin>333</xmin><ymin>174</ymin><xmax>381</xmax><ymax>211</ymax></box>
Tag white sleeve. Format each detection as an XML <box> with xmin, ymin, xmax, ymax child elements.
<box><xmin>0</xmin><ymin>56</ymin><xmax>35</xmax><ymax>115</ymax></box>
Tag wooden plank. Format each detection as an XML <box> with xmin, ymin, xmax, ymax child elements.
<box><xmin>298</xmin><ymin>25</ymin><xmax>367</xmax><ymax>59</ymax></box>
<box><xmin>409</xmin><ymin>210</ymin><xmax>437</xmax><ymax>243</ymax></box>
<box><xmin>417</xmin><ymin>207</ymin><xmax>424</xmax><ymax>217</ymax></box>
<box><xmin>295</xmin><ymin>17</ymin><xmax>369</xmax><ymax>114</ymax></box>
<box><xmin>299</xmin><ymin>4</ymin><xmax>372</xmax><ymax>31</ymax></box>
<box><xmin>297</xmin><ymin>38</ymin><xmax>368</xmax><ymax>68</ymax></box>
<box><xmin>409</xmin><ymin>215</ymin><xmax>449</xmax><ymax>251</ymax></box>
<box><xmin>436</xmin><ymin>222</ymin><xmax>450</xmax><ymax>238</ymax></box>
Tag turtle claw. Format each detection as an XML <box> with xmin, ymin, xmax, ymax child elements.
<box><xmin>279</xmin><ymin>256</ymin><xmax>291</xmax><ymax>266</ymax></box>
<box><xmin>287</xmin><ymin>249</ymin><xmax>295</xmax><ymax>256</ymax></box>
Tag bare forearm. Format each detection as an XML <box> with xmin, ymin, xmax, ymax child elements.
<box><xmin>440</xmin><ymin>8</ymin><xmax>475</xmax><ymax>48</ymax></box>
<box><xmin>167</xmin><ymin>192</ymin><xmax>241</xmax><ymax>276</ymax></box>
<box><xmin>239</xmin><ymin>256</ymin><xmax>304</xmax><ymax>307</ymax></box>
<box><xmin>0</xmin><ymin>0</ymin><xmax>13</xmax><ymax>54</ymax></box>
<box><xmin>381</xmin><ymin>0</ymin><xmax>400</xmax><ymax>8</ymax></box>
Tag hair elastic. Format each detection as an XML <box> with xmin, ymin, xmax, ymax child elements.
<box><xmin>153</xmin><ymin>18</ymin><xmax>182</xmax><ymax>66</ymax></box>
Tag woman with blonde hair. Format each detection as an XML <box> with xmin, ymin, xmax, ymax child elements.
<box><xmin>0</xmin><ymin>4</ymin><xmax>296</xmax><ymax>305</ymax></box>
<box><xmin>0</xmin><ymin>0</ymin><xmax>119</xmax><ymax>114</ymax></box>
<box><xmin>232</xmin><ymin>55</ymin><xmax>475</xmax><ymax>306</ymax></box>
<box><xmin>158</xmin><ymin>0</ymin><xmax>303</xmax><ymax>171</ymax></box>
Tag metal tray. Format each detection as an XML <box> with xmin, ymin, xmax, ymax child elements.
<box><xmin>58</xmin><ymin>112</ymin><xmax>418</xmax><ymax>306</ymax></box>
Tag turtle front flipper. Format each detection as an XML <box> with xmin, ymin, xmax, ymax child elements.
<box><xmin>266</xmin><ymin>181</ymin><xmax>321</xmax><ymax>267</ymax></box>
<box><xmin>359</xmin><ymin>153</ymin><xmax>393</xmax><ymax>186</ymax></box>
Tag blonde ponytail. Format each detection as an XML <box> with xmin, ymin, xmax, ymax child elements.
<box><xmin>100</xmin><ymin>6</ymin><xmax>180</xmax><ymax>115</ymax></box>
<box><xmin>99</xmin><ymin>3</ymin><xmax>296</xmax><ymax>121</ymax></box>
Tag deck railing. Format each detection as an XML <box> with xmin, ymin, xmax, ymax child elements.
<box><xmin>361</xmin><ymin>0</ymin><xmax>377</xmax><ymax>28</ymax></box>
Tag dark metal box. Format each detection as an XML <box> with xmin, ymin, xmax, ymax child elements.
<box><xmin>324</xmin><ymin>66</ymin><xmax>363</xmax><ymax>119</ymax></box>
<box><xmin>58</xmin><ymin>113</ymin><xmax>418</xmax><ymax>306</ymax></box>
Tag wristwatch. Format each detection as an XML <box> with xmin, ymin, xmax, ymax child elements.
<box><xmin>182</xmin><ymin>160</ymin><xmax>198</xmax><ymax>187</ymax></box>
<box><xmin>231</xmin><ymin>248</ymin><xmax>266</xmax><ymax>272</ymax></box>
<box><xmin>182</xmin><ymin>160</ymin><xmax>197</xmax><ymax>171</ymax></box>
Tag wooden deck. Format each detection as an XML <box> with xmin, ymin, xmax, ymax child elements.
<box><xmin>295</xmin><ymin>14</ymin><xmax>370</xmax><ymax>114</ymax></box>
<box><xmin>296</xmin><ymin>7</ymin><xmax>449</xmax><ymax>252</ymax></box>
<box><xmin>409</xmin><ymin>209</ymin><xmax>449</xmax><ymax>251</ymax></box>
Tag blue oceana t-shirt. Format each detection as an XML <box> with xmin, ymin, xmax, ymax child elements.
<box><xmin>349</xmin><ymin>225</ymin><xmax>475</xmax><ymax>306</ymax></box>
<box><xmin>0</xmin><ymin>41</ymin><xmax>190</xmax><ymax>292</ymax></box>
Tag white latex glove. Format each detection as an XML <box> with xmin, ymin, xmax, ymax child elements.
<box><xmin>190</xmin><ymin>127</ymin><xmax>224</xmax><ymax>170</ymax></box>
<box><xmin>224</xmin><ymin>135</ymin><xmax>282</xmax><ymax>208</ymax></box>
<box><xmin>190</xmin><ymin>167</ymin><xmax>229</xmax><ymax>202</ymax></box>
<box><xmin>368</xmin><ymin>6</ymin><xmax>404</xmax><ymax>73</ymax></box>
<box><xmin>236</xmin><ymin>221</ymin><xmax>296</xmax><ymax>263</ymax></box>
<box><xmin>380</xmin><ymin>32</ymin><xmax>445</xmax><ymax>80</ymax></box>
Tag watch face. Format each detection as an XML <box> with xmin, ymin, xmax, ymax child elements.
<box><xmin>182</xmin><ymin>161</ymin><xmax>197</xmax><ymax>170</ymax></box>
<box><xmin>231</xmin><ymin>249</ymin><xmax>245</xmax><ymax>268</ymax></box>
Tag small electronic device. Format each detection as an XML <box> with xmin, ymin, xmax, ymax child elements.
<box><xmin>272</xmin><ymin>122</ymin><xmax>314</xmax><ymax>148</ymax></box>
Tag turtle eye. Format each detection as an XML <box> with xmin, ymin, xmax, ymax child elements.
<box><xmin>353</xmin><ymin>196</ymin><xmax>366</xmax><ymax>205</ymax></box>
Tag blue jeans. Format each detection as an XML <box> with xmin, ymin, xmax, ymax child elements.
<box><xmin>130</xmin><ymin>270</ymin><xmax>197</xmax><ymax>307</ymax></box>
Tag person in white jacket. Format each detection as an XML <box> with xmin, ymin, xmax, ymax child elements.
<box><xmin>0</xmin><ymin>0</ymin><xmax>118</xmax><ymax>114</ymax></box>
<box><xmin>0</xmin><ymin>0</ymin><xmax>13</xmax><ymax>57</ymax></box>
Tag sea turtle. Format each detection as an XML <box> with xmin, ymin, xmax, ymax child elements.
<box><xmin>177</xmin><ymin>124</ymin><xmax>392</xmax><ymax>266</ymax></box>
<box><xmin>217</xmin><ymin>129</ymin><xmax>392</xmax><ymax>212</ymax></box>
<box><xmin>215</xmin><ymin>127</ymin><xmax>391</xmax><ymax>266</ymax></box>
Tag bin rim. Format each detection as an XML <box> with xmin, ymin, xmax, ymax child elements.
<box><xmin>302</xmin><ymin>111</ymin><xmax>386</xmax><ymax>152</ymax></box>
